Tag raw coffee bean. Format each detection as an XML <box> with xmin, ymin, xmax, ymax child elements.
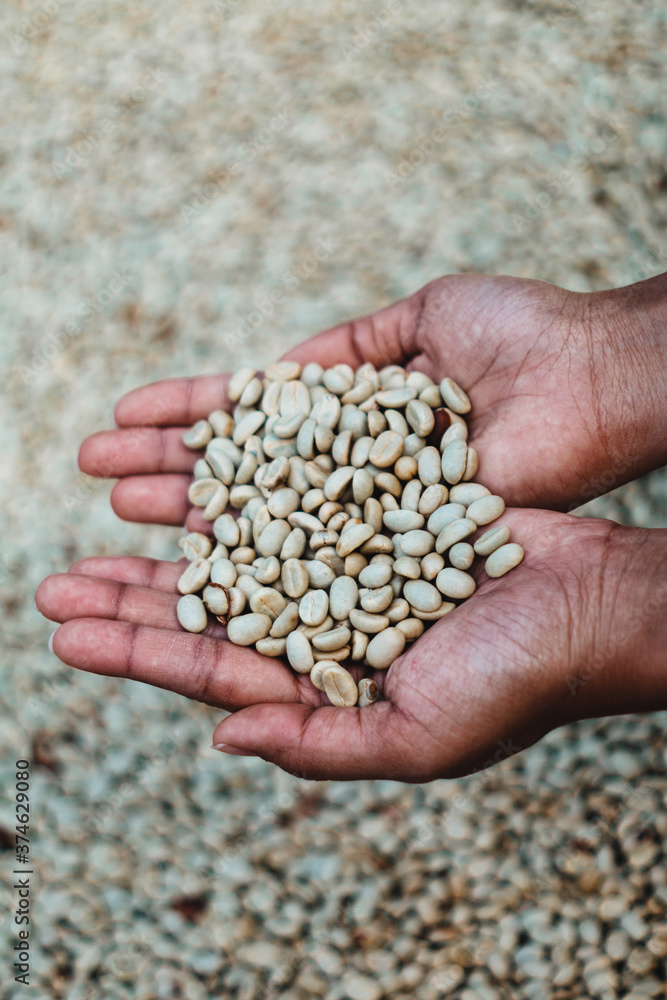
<box><xmin>250</xmin><ymin>587</ymin><xmax>287</xmax><ymax>620</ymax></box>
<box><xmin>227</xmin><ymin>613</ymin><xmax>273</xmax><ymax>646</ymax></box>
<box><xmin>312</xmin><ymin>626</ymin><xmax>352</xmax><ymax>652</ymax></box>
<box><xmin>329</xmin><ymin>576</ymin><xmax>359</xmax><ymax>619</ymax></box>
<box><xmin>336</xmin><ymin>523</ymin><xmax>375</xmax><ymax>556</ymax></box>
<box><xmin>282</xmin><ymin>559</ymin><xmax>310</xmax><ymax>598</ymax></box>
<box><xmin>418</xmin><ymin>447</ymin><xmax>442</xmax><ymax>486</ymax></box>
<box><xmin>485</xmin><ymin>543</ymin><xmax>524</xmax><ymax>577</ymax></box>
<box><xmin>266</xmin><ymin>360</ymin><xmax>301</xmax><ymax>382</ymax></box>
<box><xmin>299</xmin><ymin>590</ymin><xmax>330</xmax><ymax>626</ymax></box>
<box><xmin>382</xmin><ymin>509</ymin><xmax>425</xmax><ymax>533</ymax></box>
<box><xmin>448</xmin><ymin>542</ymin><xmax>475</xmax><ymax>570</ymax></box>
<box><xmin>420</xmin><ymin>552</ymin><xmax>445</xmax><ymax>581</ymax></box>
<box><xmin>375</xmin><ymin>387</ymin><xmax>417</xmax><ymax>407</ymax></box>
<box><xmin>210</xmin><ymin>558</ymin><xmax>237</xmax><ymax>587</ymax></box>
<box><xmin>228</xmin><ymin>367</ymin><xmax>257</xmax><ymax>401</ymax></box>
<box><xmin>183</xmin><ymin>419</ymin><xmax>213</xmax><ymax>450</ymax></box>
<box><xmin>358</xmin><ymin>561</ymin><xmax>393</xmax><ymax>588</ymax></box>
<box><xmin>286</xmin><ymin>631</ymin><xmax>315</xmax><ymax>673</ymax></box>
<box><xmin>299</xmin><ymin>615</ymin><xmax>334</xmax><ymax>639</ymax></box>
<box><xmin>463</xmin><ymin>447</ymin><xmax>478</xmax><ymax>481</ymax></box>
<box><xmin>427</xmin><ymin>503</ymin><xmax>467</xmax><ymax>535</ymax></box>
<box><xmin>449</xmin><ymin>483</ymin><xmax>491</xmax><ymax>506</ymax></box>
<box><xmin>439</xmin><ymin>377</ymin><xmax>471</xmax><ymax>414</ymax></box>
<box><xmin>189</xmin><ymin>478</ymin><xmax>223</xmax><ymax>506</ymax></box>
<box><xmin>180</xmin><ymin>532</ymin><xmax>213</xmax><ymax>561</ymax></box>
<box><xmin>400</xmin><ymin>530</ymin><xmax>435</xmax><ymax>557</ymax></box>
<box><xmin>441</xmin><ymin>439</ymin><xmax>468</xmax><ymax>485</ymax></box>
<box><xmin>267</xmin><ymin>488</ymin><xmax>301</xmax><ymax>518</ymax></box>
<box><xmin>257</xmin><ymin>519</ymin><xmax>291</xmax><ymax>557</ymax></box>
<box><xmin>178</xmin><ymin>558</ymin><xmax>211</xmax><ymax>595</ymax></box>
<box><xmin>386</xmin><ymin>597</ymin><xmax>410</xmax><ymax>623</ymax></box>
<box><xmin>396</xmin><ymin>617</ymin><xmax>424</xmax><ymax>640</ymax></box>
<box><xmin>255</xmin><ymin>555</ymin><xmax>281</xmax><ymax>585</ymax></box>
<box><xmin>403</xmin><ymin>579</ymin><xmax>442</xmax><ymax>613</ymax></box>
<box><xmin>435</xmin><ymin>567</ymin><xmax>476</xmax><ymax>599</ymax></box>
<box><xmin>270</xmin><ymin>601</ymin><xmax>300</xmax><ymax>637</ymax></box>
<box><xmin>202</xmin><ymin>584</ymin><xmax>229</xmax><ymax>616</ymax></box>
<box><xmin>255</xmin><ymin>636</ymin><xmax>287</xmax><ymax>656</ymax></box>
<box><xmin>208</xmin><ymin>409</ymin><xmax>234</xmax><ymax>437</ymax></box>
<box><xmin>393</xmin><ymin>556</ymin><xmax>422</xmax><ymax>579</ymax></box>
<box><xmin>412</xmin><ymin>603</ymin><xmax>456</xmax><ymax>621</ymax></box>
<box><xmin>358</xmin><ymin>678</ymin><xmax>379</xmax><ymax>708</ymax></box>
<box><xmin>365</xmin><ymin>627</ymin><xmax>406</xmax><ymax>669</ymax></box>
<box><xmin>177</xmin><ymin>594</ymin><xmax>208</xmax><ymax>633</ymax></box>
<box><xmin>359</xmin><ymin>584</ymin><xmax>394</xmax><ymax>613</ymax></box>
<box><xmin>466</xmin><ymin>494</ymin><xmax>506</xmax><ymax>526</ymax></box>
<box><xmin>349</xmin><ymin>608</ymin><xmax>390</xmax><ymax>634</ymax></box>
<box><xmin>406</xmin><ymin>398</ymin><xmax>435</xmax><ymax>437</ymax></box>
<box><xmin>351</xmin><ymin>630</ymin><xmax>369</xmax><ymax>661</ymax></box>
<box><xmin>370</xmin><ymin>430</ymin><xmax>404</xmax><ymax>468</ymax></box>
<box><xmin>473</xmin><ymin>524</ymin><xmax>511</xmax><ymax>556</ymax></box>
<box><xmin>352</xmin><ymin>468</ymin><xmax>375</xmax><ymax>505</ymax></box>
<box><xmin>309</xmin><ymin>661</ymin><xmax>328</xmax><ymax>690</ymax></box>
<box><xmin>322</xmin><ymin>664</ymin><xmax>358</xmax><ymax>707</ymax></box>
<box><xmin>418</xmin><ymin>484</ymin><xmax>448</xmax><ymax>516</ymax></box>
<box><xmin>324</xmin><ymin>465</ymin><xmax>356</xmax><ymax>501</ymax></box>
<box><xmin>435</xmin><ymin>517</ymin><xmax>477</xmax><ymax>553</ymax></box>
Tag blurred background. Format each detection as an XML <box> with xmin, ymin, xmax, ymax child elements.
<box><xmin>1</xmin><ymin>1</ymin><xmax>666</xmax><ymax>997</ymax></box>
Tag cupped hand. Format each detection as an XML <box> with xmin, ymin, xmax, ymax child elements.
<box><xmin>77</xmin><ymin>273</ymin><xmax>633</xmax><ymax>528</ymax></box>
<box><xmin>35</xmin><ymin>509</ymin><xmax>629</xmax><ymax>782</ymax></box>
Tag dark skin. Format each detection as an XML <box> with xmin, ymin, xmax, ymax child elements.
<box><xmin>35</xmin><ymin>273</ymin><xmax>667</xmax><ymax>781</ymax></box>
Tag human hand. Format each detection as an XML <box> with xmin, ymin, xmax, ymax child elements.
<box><xmin>77</xmin><ymin>272</ymin><xmax>667</xmax><ymax>527</ymax></box>
<box><xmin>35</xmin><ymin>510</ymin><xmax>667</xmax><ymax>782</ymax></box>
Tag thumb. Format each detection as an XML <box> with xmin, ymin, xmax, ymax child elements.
<box><xmin>210</xmin><ymin>701</ymin><xmax>431</xmax><ymax>782</ymax></box>
<box><xmin>280</xmin><ymin>288</ymin><xmax>426</xmax><ymax>371</ymax></box>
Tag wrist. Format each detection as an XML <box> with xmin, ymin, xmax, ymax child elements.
<box><xmin>565</xmin><ymin>525</ymin><xmax>667</xmax><ymax>719</ymax></box>
<box><xmin>572</xmin><ymin>275</ymin><xmax>667</xmax><ymax>504</ymax></box>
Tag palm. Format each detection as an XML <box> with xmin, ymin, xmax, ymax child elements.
<box><xmin>36</xmin><ymin>509</ymin><xmax>610</xmax><ymax>781</ymax></box>
<box><xmin>77</xmin><ymin>274</ymin><xmax>607</xmax><ymax>529</ymax></box>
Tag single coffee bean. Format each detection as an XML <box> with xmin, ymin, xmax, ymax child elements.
<box><xmin>177</xmin><ymin>594</ymin><xmax>208</xmax><ymax>633</ymax></box>
<box><xmin>322</xmin><ymin>664</ymin><xmax>359</xmax><ymax>707</ymax></box>
<box><xmin>473</xmin><ymin>524</ymin><xmax>511</xmax><ymax>556</ymax></box>
<box><xmin>439</xmin><ymin>377</ymin><xmax>471</xmax><ymax>414</ymax></box>
<box><xmin>448</xmin><ymin>542</ymin><xmax>475</xmax><ymax>570</ymax></box>
<box><xmin>466</xmin><ymin>494</ymin><xmax>505</xmax><ymax>526</ymax></box>
<box><xmin>365</xmin><ymin>627</ymin><xmax>406</xmax><ymax>669</ymax></box>
<box><xmin>358</xmin><ymin>678</ymin><xmax>379</xmax><ymax>708</ymax></box>
<box><xmin>435</xmin><ymin>567</ymin><xmax>476</xmax><ymax>599</ymax></box>
<box><xmin>286</xmin><ymin>630</ymin><xmax>315</xmax><ymax>673</ymax></box>
<box><xmin>485</xmin><ymin>543</ymin><xmax>524</xmax><ymax>577</ymax></box>
<box><xmin>227</xmin><ymin>613</ymin><xmax>272</xmax><ymax>646</ymax></box>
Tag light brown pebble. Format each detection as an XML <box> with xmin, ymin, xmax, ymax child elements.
<box><xmin>485</xmin><ymin>543</ymin><xmax>524</xmax><ymax>577</ymax></box>
<box><xmin>365</xmin><ymin>627</ymin><xmax>406</xmax><ymax>669</ymax></box>
<box><xmin>473</xmin><ymin>524</ymin><xmax>511</xmax><ymax>556</ymax></box>
<box><xmin>227</xmin><ymin>613</ymin><xmax>273</xmax><ymax>645</ymax></box>
<box><xmin>322</xmin><ymin>664</ymin><xmax>358</xmax><ymax>707</ymax></box>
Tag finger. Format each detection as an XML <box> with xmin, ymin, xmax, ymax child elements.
<box><xmin>79</xmin><ymin>428</ymin><xmax>196</xmax><ymax>477</ymax></box>
<box><xmin>51</xmin><ymin>619</ymin><xmax>307</xmax><ymax>709</ymax></box>
<box><xmin>211</xmin><ymin>700</ymin><xmax>430</xmax><ymax>781</ymax></box>
<box><xmin>110</xmin><ymin>475</ymin><xmax>190</xmax><ymax>524</ymax></box>
<box><xmin>114</xmin><ymin>374</ymin><xmax>232</xmax><ymax>428</ymax></box>
<box><xmin>68</xmin><ymin>556</ymin><xmax>185</xmax><ymax>592</ymax></box>
<box><xmin>36</xmin><ymin>572</ymin><xmax>228</xmax><ymax>636</ymax></box>
<box><xmin>281</xmin><ymin>289</ymin><xmax>425</xmax><ymax>371</ymax></box>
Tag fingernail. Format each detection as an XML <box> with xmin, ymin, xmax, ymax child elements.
<box><xmin>211</xmin><ymin>743</ymin><xmax>258</xmax><ymax>757</ymax></box>
<box><xmin>48</xmin><ymin>630</ymin><xmax>57</xmax><ymax>653</ymax></box>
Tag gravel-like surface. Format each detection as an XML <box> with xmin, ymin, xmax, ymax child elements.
<box><xmin>1</xmin><ymin>1</ymin><xmax>665</xmax><ymax>997</ymax></box>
